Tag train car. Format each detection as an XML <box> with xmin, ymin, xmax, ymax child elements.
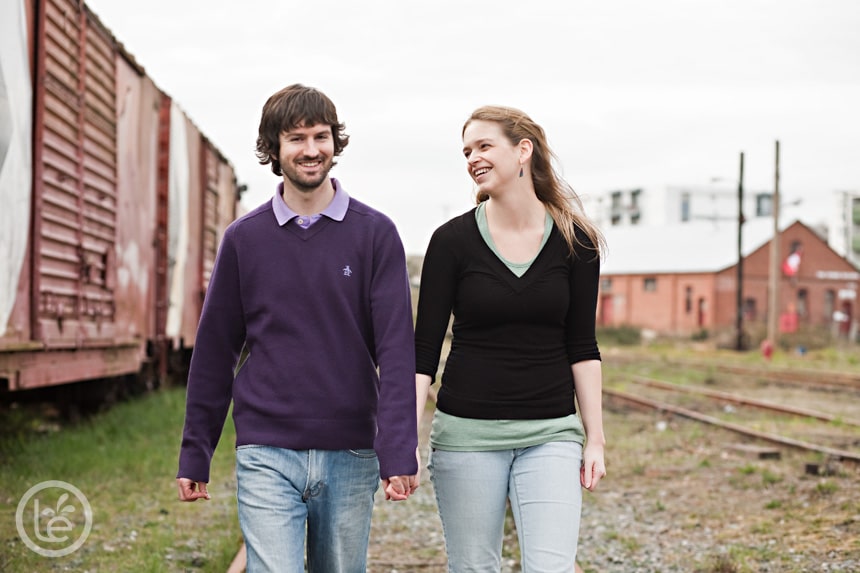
<box><xmin>0</xmin><ymin>0</ymin><xmax>242</xmax><ymax>397</ymax></box>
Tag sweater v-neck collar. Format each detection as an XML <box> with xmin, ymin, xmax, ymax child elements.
<box><xmin>282</xmin><ymin>215</ymin><xmax>334</xmax><ymax>241</ymax></box>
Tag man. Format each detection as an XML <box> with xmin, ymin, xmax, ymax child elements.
<box><xmin>176</xmin><ymin>84</ymin><xmax>418</xmax><ymax>572</ymax></box>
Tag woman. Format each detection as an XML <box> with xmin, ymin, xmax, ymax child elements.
<box><xmin>414</xmin><ymin>105</ymin><xmax>606</xmax><ymax>572</ymax></box>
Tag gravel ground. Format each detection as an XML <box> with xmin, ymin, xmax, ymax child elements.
<box><xmin>368</xmin><ymin>396</ymin><xmax>860</xmax><ymax>573</ymax></box>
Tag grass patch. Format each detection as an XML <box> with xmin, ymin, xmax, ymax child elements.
<box><xmin>696</xmin><ymin>553</ymin><xmax>740</xmax><ymax>573</ymax></box>
<box><xmin>738</xmin><ymin>464</ymin><xmax>756</xmax><ymax>475</ymax></box>
<box><xmin>761</xmin><ymin>470</ymin><xmax>782</xmax><ymax>486</ymax></box>
<box><xmin>597</xmin><ymin>326</ymin><xmax>642</xmax><ymax>346</ymax></box>
<box><xmin>0</xmin><ymin>387</ymin><xmax>240</xmax><ymax>572</ymax></box>
<box><xmin>815</xmin><ymin>480</ymin><xmax>838</xmax><ymax>496</ymax></box>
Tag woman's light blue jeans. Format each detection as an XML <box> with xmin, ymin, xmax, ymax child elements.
<box><xmin>235</xmin><ymin>445</ymin><xmax>379</xmax><ymax>573</ymax></box>
<box><xmin>429</xmin><ymin>441</ymin><xmax>583</xmax><ymax>572</ymax></box>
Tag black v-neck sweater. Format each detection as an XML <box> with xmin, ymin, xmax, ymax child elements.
<box><xmin>415</xmin><ymin>208</ymin><xmax>602</xmax><ymax>420</ymax></box>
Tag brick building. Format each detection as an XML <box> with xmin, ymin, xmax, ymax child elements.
<box><xmin>599</xmin><ymin>218</ymin><xmax>859</xmax><ymax>340</ymax></box>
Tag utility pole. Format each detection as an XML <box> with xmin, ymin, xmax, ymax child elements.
<box><xmin>735</xmin><ymin>152</ymin><xmax>745</xmax><ymax>350</ymax></box>
<box><xmin>767</xmin><ymin>141</ymin><xmax>781</xmax><ymax>347</ymax></box>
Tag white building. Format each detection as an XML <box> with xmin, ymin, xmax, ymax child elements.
<box><xmin>829</xmin><ymin>191</ymin><xmax>860</xmax><ymax>269</ymax></box>
<box><xmin>581</xmin><ymin>185</ymin><xmax>782</xmax><ymax>229</ymax></box>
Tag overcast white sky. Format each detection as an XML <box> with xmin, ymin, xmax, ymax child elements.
<box><xmin>85</xmin><ymin>0</ymin><xmax>860</xmax><ymax>255</ymax></box>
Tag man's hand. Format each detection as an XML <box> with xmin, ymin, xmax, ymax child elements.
<box><xmin>177</xmin><ymin>477</ymin><xmax>211</xmax><ymax>501</ymax></box>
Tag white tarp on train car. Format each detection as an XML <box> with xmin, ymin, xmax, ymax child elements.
<box><xmin>0</xmin><ymin>0</ymin><xmax>32</xmax><ymax>333</ymax></box>
<box><xmin>166</xmin><ymin>100</ymin><xmax>190</xmax><ymax>340</ymax></box>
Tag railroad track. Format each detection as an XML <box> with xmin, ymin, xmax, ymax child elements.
<box><xmin>696</xmin><ymin>362</ymin><xmax>860</xmax><ymax>391</ymax></box>
<box><xmin>626</xmin><ymin>375</ymin><xmax>860</xmax><ymax>427</ymax></box>
<box><xmin>605</xmin><ymin>352</ymin><xmax>860</xmax><ymax>391</ymax></box>
<box><xmin>604</xmin><ymin>374</ymin><xmax>860</xmax><ymax>467</ymax></box>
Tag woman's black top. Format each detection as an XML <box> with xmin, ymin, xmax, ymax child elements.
<box><xmin>414</xmin><ymin>208</ymin><xmax>601</xmax><ymax>420</ymax></box>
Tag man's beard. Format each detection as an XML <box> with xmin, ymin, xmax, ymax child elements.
<box><xmin>283</xmin><ymin>158</ymin><xmax>333</xmax><ymax>191</ymax></box>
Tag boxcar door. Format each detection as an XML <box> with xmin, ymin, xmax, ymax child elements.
<box><xmin>32</xmin><ymin>0</ymin><xmax>118</xmax><ymax>347</ymax></box>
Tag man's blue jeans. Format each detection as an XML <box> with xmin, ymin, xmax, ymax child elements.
<box><xmin>236</xmin><ymin>445</ymin><xmax>380</xmax><ymax>573</ymax></box>
<box><xmin>429</xmin><ymin>441</ymin><xmax>584</xmax><ymax>572</ymax></box>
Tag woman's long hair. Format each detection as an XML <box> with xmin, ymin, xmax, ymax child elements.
<box><xmin>464</xmin><ymin>106</ymin><xmax>605</xmax><ymax>259</ymax></box>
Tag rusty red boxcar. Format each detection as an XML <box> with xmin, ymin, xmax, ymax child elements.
<box><xmin>0</xmin><ymin>0</ymin><xmax>242</xmax><ymax>393</ymax></box>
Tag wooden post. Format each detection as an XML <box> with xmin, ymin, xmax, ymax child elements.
<box><xmin>767</xmin><ymin>141</ymin><xmax>781</xmax><ymax>347</ymax></box>
<box><xmin>736</xmin><ymin>152</ymin><xmax>745</xmax><ymax>350</ymax></box>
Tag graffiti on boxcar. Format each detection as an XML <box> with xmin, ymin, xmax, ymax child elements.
<box><xmin>166</xmin><ymin>101</ymin><xmax>190</xmax><ymax>341</ymax></box>
<box><xmin>0</xmin><ymin>0</ymin><xmax>32</xmax><ymax>335</ymax></box>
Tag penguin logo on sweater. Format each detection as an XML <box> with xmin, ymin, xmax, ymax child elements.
<box><xmin>342</xmin><ymin>265</ymin><xmax>353</xmax><ymax>277</ymax></box>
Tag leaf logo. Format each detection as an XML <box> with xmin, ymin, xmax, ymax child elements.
<box><xmin>15</xmin><ymin>480</ymin><xmax>93</xmax><ymax>557</ymax></box>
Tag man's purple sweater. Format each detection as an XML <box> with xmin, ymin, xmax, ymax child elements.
<box><xmin>177</xmin><ymin>184</ymin><xmax>417</xmax><ymax>483</ymax></box>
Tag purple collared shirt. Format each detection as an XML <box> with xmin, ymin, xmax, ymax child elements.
<box><xmin>271</xmin><ymin>178</ymin><xmax>350</xmax><ymax>229</ymax></box>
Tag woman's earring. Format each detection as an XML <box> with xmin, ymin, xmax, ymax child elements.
<box><xmin>519</xmin><ymin>164</ymin><xmax>524</xmax><ymax>178</ymax></box>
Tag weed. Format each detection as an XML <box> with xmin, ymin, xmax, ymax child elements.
<box><xmin>815</xmin><ymin>480</ymin><xmax>838</xmax><ymax>496</ymax></box>
<box><xmin>621</xmin><ymin>536</ymin><xmax>641</xmax><ymax>552</ymax></box>
<box><xmin>738</xmin><ymin>464</ymin><xmax>756</xmax><ymax>475</ymax></box>
<box><xmin>750</xmin><ymin>521</ymin><xmax>773</xmax><ymax>534</ymax></box>
<box><xmin>696</xmin><ymin>553</ymin><xmax>739</xmax><ymax>573</ymax></box>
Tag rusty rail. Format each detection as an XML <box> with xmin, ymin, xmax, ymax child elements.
<box><xmin>626</xmin><ymin>375</ymin><xmax>860</xmax><ymax>427</ymax></box>
<box><xmin>604</xmin><ymin>387</ymin><xmax>860</xmax><ymax>466</ymax></box>
<box><xmin>606</xmin><ymin>352</ymin><xmax>860</xmax><ymax>391</ymax></box>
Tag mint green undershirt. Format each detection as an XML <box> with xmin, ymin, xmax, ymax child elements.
<box><xmin>474</xmin><ymin>201</ymin><xmax>553</xmax><ymax>277</ymax></box>
<box><xmin>428</xmin><ymin>203</ymin><xmax>585</xmax><ymax>452</ymax></box>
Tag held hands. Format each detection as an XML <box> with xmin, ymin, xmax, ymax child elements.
<box><xmin>176</xmin><ymin>477</ymin><xmax>211</xmax><ymax>501</ymax></box>
<box><xmin>382</xmin><ymin>448</ymin><xmax>422</xmax><ymax>501</ymax></box>
<box><xmin>382</xmin><ymin>475</ymin><xmax>418</xmax><ymax>501</ymax></box>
